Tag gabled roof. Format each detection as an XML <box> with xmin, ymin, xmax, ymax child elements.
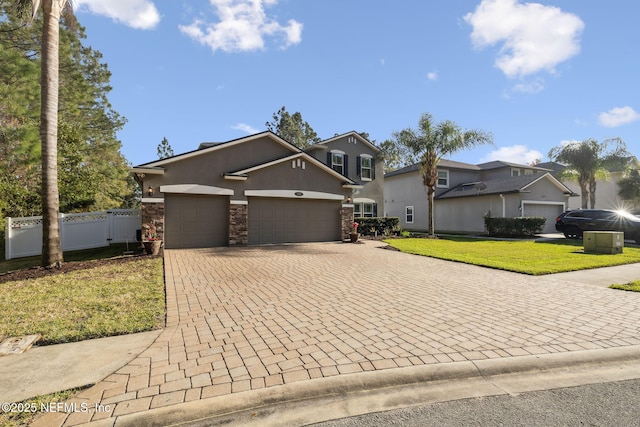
<box><xmin>306</xmin><ymin>131</ymin><xmax>380</xmax><ymax>153</ymax></box>
<box><xmin>437</xmin><ymin>172</ymin><xmax>574</xmax><ymax>199</ymax></box>
<box><xmin>224</xmin><ymin>152</ymin><xmax>357</xmax><ymax>184</ymax></box>
<box><xmin>476</xmin><ymin>160</ymin><xmax>551</xmax><ymax>172</ymax></box>
<box><xmin>132</xmin><ymin>131</ymin><xmax>300</xmax><ymax>169</ymax></box>
<box><xmin>385</xmin><ymin>159</ymin><xmax>481</xmax><ymax>178</ymax></box>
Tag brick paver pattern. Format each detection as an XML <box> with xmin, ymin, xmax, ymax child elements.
<box><xmin>36</xmin><ymin>241</ymin><xmax>640</xmax><ymax>426</ymax></box>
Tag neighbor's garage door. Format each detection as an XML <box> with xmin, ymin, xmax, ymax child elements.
<box><xmin>524</xmin><ymin>203</ymin><xmax>564</xmax><ymax>233</ymax></box>
<box><xmin>248</xmin><ymin>198</ymin><xmax>341</xmax><ymax>245</ymax></box>
<box><xmin>164</xmin><ymin>194</ymin><xmax>229</xmax><ymax>248</ymax></box>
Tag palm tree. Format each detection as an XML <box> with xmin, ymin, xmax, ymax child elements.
<box><xmin>16</xmin><ymin>0</ymin><xmax>70</xmax><ymax>267</ymax></box>
<box><xmin>548</xmin><ymin>138</ymin><xmax>631</xmax><ymax>209</ymax></box>
<box><xmin>618</xmin><ymin>168</ymin><xmax>640</xmax><ymax>211</ymax></box>
<box><xmin>392</xmin><ymin>113</ymin><xmax>493</xmax><ymax>237</ymax></box>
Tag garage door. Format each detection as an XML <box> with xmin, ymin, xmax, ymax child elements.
<box><xmin>523</xmin><ymin>203</ymin><xmax>564</xmax><ymax>233</ymax></box>
<box><xmin>164</xmin><ymin>195</ymin><xmax>229</xmax><ymax>248</ymax></box>
<box><xmin>248</xmin><ymin>198</ymin><xmax>341</xmax><ymax>244</ymax></box>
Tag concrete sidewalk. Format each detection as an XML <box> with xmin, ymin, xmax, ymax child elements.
<box><xmin>5</xmin><ymin>241</ymin><xmax>639</xmax><ymax>426</ymax></box>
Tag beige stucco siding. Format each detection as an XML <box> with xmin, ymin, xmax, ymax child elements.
<box><xmin>384</xmin><ymin>172</ymin><xmax>429</xmax><ymax>230</ymax></box>
<box><xmin>243</xmin><ymin>160</ymin><xmax>347</xmax><ymax>198</ymax></box>
<box><xmin>307</xmin><ymin>135</ymin><xmax>383</xmax><ymax>208</ymax></box>
<box><xmin>143</xmin><ymin>135</ymin><xmax>296</xmax><ymax>195</ymax></box>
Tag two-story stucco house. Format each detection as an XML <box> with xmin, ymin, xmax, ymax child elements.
<box><xmin>131</xmin><ymin>131</ymin><xmax>366</xmax><ymax>248</ymax></box>
<box><xmin>385</xmin><ymin>160</ymin><xmax>575</xmax><ymax>234</ymax></box>
<box><xmin>305</xmin><ymin>131</ymin><xmax>384</xmax><ymax>219</ymax></box>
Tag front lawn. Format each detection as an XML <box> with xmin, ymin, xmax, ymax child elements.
<box><xmin>0</xmin><ymin>256</ymin><xmax>165</xmax><ymax>345</ymax></box>
<box><xmin>610</xmin><ymin>280</ymin><xmax>640</xmax><ymax>292</ymax></box>
<box><xmin>384</xmin><ymin>237</ymin><xmax>640</xmax><ymax>275</ymax></box>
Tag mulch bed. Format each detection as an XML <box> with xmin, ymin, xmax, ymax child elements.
<box><xmin>0</xmin><ymin>253</ymin><xmax>162</xmax><ymax>284</ymax></box>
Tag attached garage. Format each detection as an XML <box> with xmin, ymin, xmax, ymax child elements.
<box><xmin>522</xmin><ymin>202</ymin><xmax>564</xmax><ymax>234</ymax></box>
<box><xmin>248</xmin><ymin>197</ymin><xmax>341</xmax><ymax>245</ymax></box>
<box><xmin>164</xmin><ymin>194</ymin><xmax>229</xmax><ymax>248</ymax></box>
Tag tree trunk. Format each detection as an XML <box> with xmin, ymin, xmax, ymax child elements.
<box><xmin>40</xmin><ymin>0</ymin><xmax>65</xmax><ymax>267</ymax></box>
<box><xmin>578</xmin><ymin>176</ymin><xmax>589</xmax><ymax>210</ymax></box>
<box><xmin>427</xmin><ymin>185</ymin><xmax>436</xmax><ymax>238</ymax></box>
<box><xmin>589</xmin><ymin>175</ymin><xmax>596</xmax><ymax>209</ymax></box>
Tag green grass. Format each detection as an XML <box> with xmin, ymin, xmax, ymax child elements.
<box><xmin>0</xmin><ymin>256</ymin><xmax>165</xmax><ymax>345</ymax></box>
<box><xmin>0</xmin><ymin>243</ymin><xmax>138</xmax><ymax>274</ymax></box>
<box><xmin>609</xmin><ymin>280</ymin><xmax>640</xmax><ymax>292</ymax></box>
<box><xmin>384</xmin><ymin>237</ymin><xmax>640</xmax><ymax>275</ymax></box>
<box><xmin>0</xmin><ymin>387</ymin><xmax>86</xmax><ymax>427</ymax></box>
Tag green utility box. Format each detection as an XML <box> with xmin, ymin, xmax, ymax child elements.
<box><xmin>583</xmin><ymin>231</ymin><xmax>624</xmax><ymax>254</ymax></box>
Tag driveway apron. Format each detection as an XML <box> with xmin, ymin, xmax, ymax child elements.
<box><xmin>34</xmin><ymin>241</ymin><xmax>640</xmax><ymax>426</ymax></box>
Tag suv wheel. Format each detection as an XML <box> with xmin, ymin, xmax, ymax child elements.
<box><xmin>563</xmin><ymin>226</ymin><xmax>582</xmax><ymax>239</ymax></box>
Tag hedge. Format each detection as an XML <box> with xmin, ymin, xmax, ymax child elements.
<box><xmin>484</xmin><ymin>216</ymin><xmax>546</xmax><ymax>237</ymax></box>
<box><xmin>354</xmin><ymin>217</ymin><xmax>400</xmax><ymax>236</ymax></box>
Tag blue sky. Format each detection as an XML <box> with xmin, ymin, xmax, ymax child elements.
<box><xmin>72</xmin><ymin>0</ymin><xmax>640</xmax><ymax>168</ymax></box>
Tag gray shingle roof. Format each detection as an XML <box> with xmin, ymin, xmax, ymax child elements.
<box><xmin>436</xmin><ymin>173</ymin><xmax>558</xmax><ymax>199</ymax></box>
<box><xmin>385</xmin><ymin>159</ymin><xmax>481</xmax><ymax>178</ymax></box>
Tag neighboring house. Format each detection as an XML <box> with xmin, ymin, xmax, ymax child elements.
<box><xmin>385</xmin><ymin>160</ymin><xmax>575</xmax><ymax>234</ymax></box>
<box><xmin>305</xmin><ymin>132</ymin><xmax>384</xmax><ymax>219</ymax></box>
<box><xmin>537</xmin><ymin>162</ymin><xmax>631</xmax><ymax>211</ymax></box>
<box><xmin>131</xmin><ymin>132</ymin><xmax>361</xmax><ymax>248</ymax></box>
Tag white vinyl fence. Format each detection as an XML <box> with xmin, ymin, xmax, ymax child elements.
<box><xmin>4</xmin><ymin>209</ymin><xmax>141</xmax><ymax>260</ymax></box>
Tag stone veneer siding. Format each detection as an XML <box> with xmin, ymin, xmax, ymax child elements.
<box><xmin>341</xmin><ymin>205</ymin><xmax>355</xmax><ymax>240</ymax></box>
<box><xmin>141</xmin><ymin>202</ymin><xmax>164</xmax><ymax>240</ymax></box>
<box><xmin>229</xmin><ymin>203</ymin><xmax>248</xmax><ymax>245</ymax></box>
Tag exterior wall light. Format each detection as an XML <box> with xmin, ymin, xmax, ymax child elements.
<box><xmin>147</xmin><ymin>186</ymin><xmax>154</xmax><ymax>196</ymax></box>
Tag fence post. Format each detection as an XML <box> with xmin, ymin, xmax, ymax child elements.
<box><xmin>59</xmin><ymin>212</ymin><xmax>65</xmax><ymax>252</ymax></box>
<box><xmin>107</xmin><ymin>210</ymin><xmax>113</xmax><ymax>245</ymax></box>
<box><xmin>5</xmin><ymin>217</ymin><xmax>11</xmax><ymax>260</ymax></box>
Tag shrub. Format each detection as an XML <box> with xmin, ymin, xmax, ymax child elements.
<box><xmin>484</xmin><ymin>216</ymin><xmax>546</xmax><ymax>237</ymax></box>
<box><xmin>355</xmin><ymin>217</ymin><xmax>401</xmax><ymax>236</ymax></box>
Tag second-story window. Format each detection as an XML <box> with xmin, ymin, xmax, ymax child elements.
<box><xmin>331</xmin><ymin>152</ymin><xmax>344</xmax><ymax>174</ymax></box>
<box><xmin>361</xmin><ymin>157</ymin><xmax>372</xmax><ymax>180</ymax></box>
<box><xmin>437</xmin><ymin>170</ymin><xmax>449</xmax><ymax>188</ymax></box>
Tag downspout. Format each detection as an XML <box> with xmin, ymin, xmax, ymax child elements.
<box><xmin>499</xmin><ymin>194</ymin><xmax>505</xmax><ymax>218</ymax></box>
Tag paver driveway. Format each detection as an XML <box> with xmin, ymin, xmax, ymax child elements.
<box><xmin>38</xmin><ymin>240</ymin><xmax>640</xmax><ymax>426</ymax></box>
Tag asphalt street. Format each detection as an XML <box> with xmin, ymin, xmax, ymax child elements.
<box><xmin>309</xmin><ymin>378</ymin><xmax>640</xmax><ymax>427</ymax></box>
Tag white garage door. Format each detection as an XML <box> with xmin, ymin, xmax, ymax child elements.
<box><xmin>164</xmin><ymin>195</ymin><xmax>229</xmax><ymax>248</ymax></box>
<box><xmin>248</xmin><ymin>198</ymin><xmax>341</xmax><ymax>244</ymax></box>
<box><xmin>523</xmin><ymin>203</ymin><xmax>564</xmax><ymax>233</ymax></box>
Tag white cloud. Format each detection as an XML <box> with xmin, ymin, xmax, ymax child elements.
<box><xmin>427</xmin><ymin>71</ymin><xmax>438</xmax><ymax>81</ymax></box>
<box><xmin>179</xmin><ymin>0</ymin><xmax>303</xmax><ymax>53</ymax></box>
<box><xmin>232</xmin><ymin>123</ymin><xmax>260</xmax><ymax>134</ymax></box>
<box><xmin>598</xmin><ymin>106</ymin><xmax>640</xmax><ymax>127</ymax></box>
<box><xmin>464</xmin><ymin>0</ymin><xmax>584</xmax><ymax>78</ymax></box>
<box><xmin>74</xmin><ymin>0</ymin><xmax>160</xmax><ymax>30</ymax></box>
<box><xmin>480</xmin><ymin>145</ymin><xmax>543</xmax><ymax>164</ymax></box>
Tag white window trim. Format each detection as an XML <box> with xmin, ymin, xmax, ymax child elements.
<box><xmin>360</xmin><ymin>155</ymin><xmax>373</xmax><ymax>182</ymax></box>
<box><xmin>330</xmin><ymin>150</ymin><xmax>345</xmax><ymax>174</ymax></box>
<box><xmin>405</xmin><ymin>206</ymin><xmax>414</xmax><ymax>224</ymax></box>
<box><xmin>436</xmin><ymin>170</ymin><xmax>449</xmax><ymax>188</ymax></box>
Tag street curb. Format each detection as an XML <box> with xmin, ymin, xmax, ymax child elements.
<box><xmin>105</xmin><ymin>344</ymin><xmax>640</xmax><ymax>427</ymax></box>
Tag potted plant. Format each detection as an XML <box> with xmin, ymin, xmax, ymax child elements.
<box><xmin>142</xmin><ymin>221</ymin><xmax>162</xmax><ymax>255</ymax></box>
<box><xmin>350</xmin><ymin>222</ymin><xmax>359</xmax><ymax>243</ymax></box>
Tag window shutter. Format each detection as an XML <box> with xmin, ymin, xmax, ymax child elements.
<box><xmin>327</xmin><ymin>152</ymin><xmax>332</xmax><ymax>167</ymax></box>
<box><xmin>343</xmin><ymin>154</ymin><xmax>349</xmax><ymax>176</ymax></box>
<box><xmin>371</xmin><ymin>158</ymin><xmax>375</xmax><ymax>180</ymax></box>
<box><xmin>373</xmin><ymin>203</ymin><xmax>378</xmax><ymax>217</ymax></box>
<box><xmin>356</xmin><ymin>156</ymin><xmax>361</xmax><ymax>177</ymax></box>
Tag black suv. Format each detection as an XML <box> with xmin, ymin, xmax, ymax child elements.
<box><xmin>555</xmin><ymin>209</ymin><xmax>640</xmax><ymax>243</ymax></box>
